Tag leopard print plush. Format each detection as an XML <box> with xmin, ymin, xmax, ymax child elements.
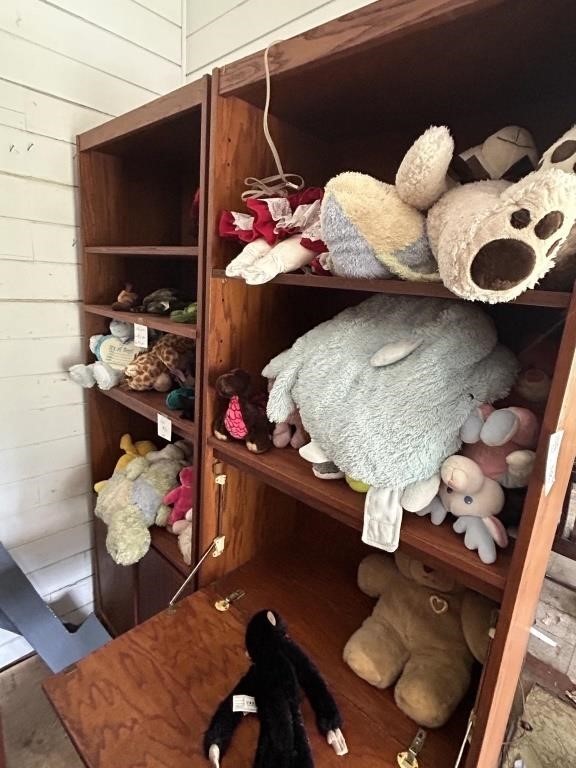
<box><xmin>125</xmin><ymin>334</ymin><xmax>194</xmax><ymax>391</ymax></box>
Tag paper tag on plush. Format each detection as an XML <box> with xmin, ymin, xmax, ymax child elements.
<box><xmin>545</xmin><ymin>430</ymin><xmax>564</xmax><ymax>495</ymax></box>
<box><xmin>157</xmin><ymin>413</ymin><xmax>172</xmax><ymax>441</ymax></box>
<box><xmin>232</xmin><ymin>695</ymin><xmax>257</xmax><ymax>713</ymax></box>
<box><xmin>134</xmin><ymin>323</ymin><xmax>148</xmax><ymax>349</ymax></box>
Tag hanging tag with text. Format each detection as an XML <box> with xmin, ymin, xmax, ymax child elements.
<box><xmin>133</xmin><ymin>323</ymin><xmax>148</xmax><ymax>349</ymax></box>
<box><xmin>157</xmin><ymin>413</ymin><xmax>172</xmax><ymax>441</ymax></box>
<box><xmin>232</xmin><ymin>695</ymin><xmax>257</xmax><ymax>714</ymax></box>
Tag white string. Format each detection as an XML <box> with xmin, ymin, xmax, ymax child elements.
<box><xmin>241</xmin><ymin>41</ymin><xmax>305</xmax><ymax>201</ymax></box>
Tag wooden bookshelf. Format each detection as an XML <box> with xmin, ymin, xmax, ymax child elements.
<box><xmin>86</xmin><ymin>246</ymin><xmax>198</xmax><ymax>258</ymax></box>
<box><xmin>85</xmin><ymin>305</ymin><xmax>197</xmax><ymax>339</ymax></box>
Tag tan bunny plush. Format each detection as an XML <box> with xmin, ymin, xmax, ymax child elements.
<box><xmin>343</xmin><ymin>552</ymin><xmax>496</xmax><ymax>728</ymax></box>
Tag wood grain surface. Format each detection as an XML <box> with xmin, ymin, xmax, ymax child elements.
<box><xmin>85</xmin><ymin>247</ymin><xmax>198</xmax><ymax>258</ymax></box>
<box><xmin>44</xmin><ymin>531</ymin><xmax>470</xmax><ymax>767</ymax></box>
<box><xmin>100</xmin><ymin>387</ymin><xmax>196</xmax><ymax>443</ymax></box>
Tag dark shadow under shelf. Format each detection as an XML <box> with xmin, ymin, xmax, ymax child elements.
<box><xmin>85</xmin><ymin>305</ymin><xmax>197</xmax><ymax>339</ymax></box>
<box><xmin>102</xmin><ymin>387</ymin><xmax>195</xmax><ymax>442</ymax></box>
<box><xmin>212</xmin><ymin>270</ymin><xmax>572</xmax><ymax>308</ymax></box>
<box><xmin>150</xmin><ymin>526</ymin><xmax>190</xmax><ymax>577</ymax></box>
<box><xmin>209</xmin><ymin>438</ymin><xmax>511</xmax><ymax>600</ymax></box>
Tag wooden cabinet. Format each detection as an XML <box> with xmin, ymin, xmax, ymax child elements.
<box><xmin>78</xmin><ymin>77</ymin><xmax>211</xmax><ymax>631</ymax></box>
<box><xmin>45</xmin><ymin>2</ymin><xmax>576</xmax><ymax>767</ymax></box>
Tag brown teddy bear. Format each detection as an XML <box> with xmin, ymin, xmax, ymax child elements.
<box><xmin>213</xmin><ymin>369</ymin><xmax>272</xmax><ymax>453</ymax></box>
<box><xmin>343</xmin><ymin>552</ymin><xmax>496</xmax><ymax>728</ymax></box>
<box><xmin>125</xmin><ymin>334</ymin><xmax>194</xmax><ymax>392</ymax></box>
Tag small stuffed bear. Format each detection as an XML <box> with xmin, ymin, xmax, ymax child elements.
<box><xmin>69</xmin><ymin>320</ymin><xmax>137</xmax><ymax>390</ymax></box>
<box><xmin>94</xmin><ymin>441</ymin><xmax>192</xmax><ymax>565</ymax></box>
<box><xmin>343</xmin><ymin>552</ymin><xmax>496</xmax><ymax>728</ymax></box>
<box><xmin>204</xmin><ymin>610</ymin><xmax>347</xmax><ymax>767</ymax></box>
<box><xmin>125</xmin><ymin>333</ymin><xmax>194</xmax><ymax>392</ymax></box>
<box><xmin>164</xmin><ymin>466</ymin><xmax>195</xmax><ymax>528</ymax></box>
<box><xmin>213</xmin><ymin>369</ymin><xmax>272</xmax><ymax>453</ymax></box>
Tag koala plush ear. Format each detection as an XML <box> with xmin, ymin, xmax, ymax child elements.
<box><xmin>370</xmin><ymin>338</ymin><xmax>423</xmax><ymax>367</ymax></box>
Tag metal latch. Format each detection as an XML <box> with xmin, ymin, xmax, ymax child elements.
<box><xmin>397</xmin><ymin>729</ymin><xmax>426</xmax><ymax>768</ymax></box>
<box><xmin>215</xmin><ymin>589</ymin><xmax>246</xmax><ymax>612</ymax></box>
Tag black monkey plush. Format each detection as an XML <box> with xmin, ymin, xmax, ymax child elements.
<box><xmin>204</xmin><ymin>610</ymin><xmax>348</xmax><ymax>767</ymax></box>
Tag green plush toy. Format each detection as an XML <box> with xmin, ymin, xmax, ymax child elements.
<box><xmin>94</xmin><ymin>441</ymin><xmax>192</xmax><ymax>565</ymax></box>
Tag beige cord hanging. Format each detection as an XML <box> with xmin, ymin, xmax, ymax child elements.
<box><xmin>241</xmin><ymin>41</ymin><xmax>305</xmax><ymax>201</ymax></box>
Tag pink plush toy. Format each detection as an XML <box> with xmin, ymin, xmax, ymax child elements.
<box><xmin>460</xmin><ymin>405</ymin><xmax>539</xmax><ymax>489</ymax></box>
<box><xmin>163</xmin><ymin>466</ymin><xmax>195</xmax><ymax>527</ymax></box>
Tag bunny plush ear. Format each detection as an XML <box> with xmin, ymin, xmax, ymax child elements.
<box><xmin>370</xmin><ymin>338</ymin><xmax>422</xmax><ymax>367</ymax></box>
<box><xmin>482</xmin><ymin>516</ymin><xmax>509</xmax><ymax>548</ymax></box>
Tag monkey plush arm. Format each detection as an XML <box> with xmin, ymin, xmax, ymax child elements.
<box><xmin>283</xmin><ymin>639</ymin><xmax>342</xmax><ymax>734</ymax></box>
<box><xmin>203</xmin><ymin>667</ymin><xmax>256</xmax><ymax>763</ymax></box>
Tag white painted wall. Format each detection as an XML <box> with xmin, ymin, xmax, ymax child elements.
<box><xmin>0</xmin><ymin>0</ymin><xmax>183</xmax><ymax>668</ymax></box>
<box><xmin>185</xmin><ymin>0</ymin><xmax>373</xmax><ymax>80</ymax></box>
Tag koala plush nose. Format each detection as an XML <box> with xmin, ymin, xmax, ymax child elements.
<box><xmin>470</xmin><ymin>238</ymin><xmax>536</xmax><ymax>290</ymax></box>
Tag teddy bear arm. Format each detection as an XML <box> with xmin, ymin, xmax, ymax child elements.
<box><xmin>163</xmin><ymin>487</ymin><xmax>181</xmax><ymax>505</ymax></box>
<box><xmin>394</xmin><ymin>653</ymin><xmax>471</xmax><ymax>728</ymax></box>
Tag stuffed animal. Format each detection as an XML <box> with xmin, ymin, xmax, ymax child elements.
<box><xmin>322</xmin><ymin>125</ymin><xmax>576</xmax><ymax>302</ymax></box>
<box><xmin>343</xmin><ymin>552</ymin><xmax>496</xmax><ymax>728</ymax></box>
<box><xmin>164</xmin><ymin>466</ymin><xmax>195</xmax><ymax>528</ymax></box>
<box><xmin>213</xmin><ymin>369</ymin><xmax>273</xmax><ymax>453</ymax></box>
<box><xmin>94</xmin><ymin>434</ymin><xmax>157</xmax><ymax>493</ymax></box>
<box><xmin>124</xmin><ymin>333</ymin><xmax>194</xmax><ymax>392</ymax></box>
<box><xmin>112</xmin><ymin>283</ymin><xmax>139</xmax><ymax>311</ymax></box>
<box><xmin>171</xmin><ymin>302</ymin><xmax>198</xmax><ymax>324</ymax></box>
<box><xmin>266</xmin><ymin>381</ymin><xmax>308</xmax><ymax>450</ymax></box>
<box><xmin>204</xmin><ymin>610</ymin><xmax>347</xmax><ymax>767</ymax></box>
<box><xmin>221</xmin><ymin>188</ymin><xmax>327</xmax><ymax>284</ymax></box>
<box><xmin>94</xmin><ymin>441</ymin><xmax>191</xmax><ymax>565</ymax></box>
<box><xmin>414</xmin><ymin>455</ymin><xmax>508</xmax><ymax>564</ymax></box>
<box><xmin>264</xmin><ymin>295</ymin><xmax>517</xmax><ymax>551</ymax></box>
<box><xmin>460</xmin><ymin>405</ymin><xmax>539</xmax><ymax>488</ymax></box>
<box><xmin>138</xmin><ymin>288</ymin><xmax>187</xmax><ymax>315</ymax></box>
<box><xmin>172</xmin><ymin>507</ymin><xmax>193</xmax><ymax>565</ymax></box>
<box><xmin>69</xmin><ymin>320</ymin><xmax>137</xmax><ymax>390</ymax></box>
<box><xmin>536</xmin><ymin>125</ymin><xmax>576</xmax><ymax>290</ymax></box>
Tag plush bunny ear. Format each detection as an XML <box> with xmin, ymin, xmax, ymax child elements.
<box><xmin>482</xmin><ymin>516</ymin><xmax>509</xmax><ymax>548</ymax></box>
<box><xmin>370</xmin><ymin>338</ymin><xmax>422</xmax><ymax>367</ymax></box>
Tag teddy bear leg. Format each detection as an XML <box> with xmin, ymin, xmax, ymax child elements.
<box><xmin>394</xmin><ymin>653</ymin><xmax>471</xmax><ymax>728</ymax></box>
<box><xmin>343</xmin><ymin>618</ymin><xmax>408</xmax><ymax>689</ymax></box>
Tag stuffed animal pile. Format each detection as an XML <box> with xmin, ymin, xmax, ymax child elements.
<box><xmin>125</xmin><ymin>333</ymin><xmax>194</xmax><ymax>392</ymax></box>
<box><xmin>69</xmin><ymin>320</ymin><xmax>137</xmax><ymax>390</ymax></box>
<box><xmin>321</xmin><ymin>124</ymin><xmax>576</xmax><ymax>302</ymax></box>
<box><xmin>95</xmin><ymin>438</ymin><xmax>192</xmax><ymax>565</ymax></box>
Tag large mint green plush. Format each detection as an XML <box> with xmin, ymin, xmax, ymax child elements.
<box><xmin>95</xmin><ymin>442</ymin><xmax>192</xmax><ymax>565</ymax></box>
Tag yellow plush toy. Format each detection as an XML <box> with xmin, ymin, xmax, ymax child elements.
<box><xmin>343</xmin><ymin>552</ymin><xmax>496</xmax><ymax>728</ymax></box>
<box><xmin>94</xmin><ymin>434</ymin><xmax>157</xmax><ymax>493</ymax></box>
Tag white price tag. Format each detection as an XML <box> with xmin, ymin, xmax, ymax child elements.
<box><xmin>232</xmin><ymin>695</ymin><xmax>257</xmax><ymax>714</ymax></box>
<box><xmin>545</xmin><ymin>430</ymin><xmax>564</xmax><ymax>495</ymax></box>
<box><xmin>157</xmin><ymin>413</ymin><xmax>172</xmax><ymax>441</ymax></box>
<box><xmin>133</xmin><ymin>323</ymin><xmax>148</xmax><ymax>349</ymax></box>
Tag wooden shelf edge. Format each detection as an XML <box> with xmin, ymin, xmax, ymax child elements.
<box><xmin>208</xmin><ymin>438</ymin><xmax>510</xmax><ymax>600</ymax></box>
<box><xmin>150</xmin><ymin>526</ymin><xmax>190</xmax><ymax>577</ymax></box>
<box><xmin>85</xmin><ymin>305</ymin><xmax>197</xmax><ymax>339</ymax></box>
<box><xmin>78</xmin><ymin>78</ymin><xmax>207</xmax><ymax>151</ymax></box>
<box><xmin>211</xmin><ymin>270</ymin><xmax>572</xmax><ymax>308</ymax></box>
<box><xmin>86</xmin><ymin>246</ymin><xmax>198</xmax><ymax>257</ymax></box>
<box><xmin>100</xmin><ymin>387</ymin><xmax>196</xmax><ymax>442</ymax></box>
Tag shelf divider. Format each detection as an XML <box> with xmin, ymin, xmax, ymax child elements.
<box><xmin>85</xmin><ymin>304</ymin><xmax>197</xmax><ymax>339</ymax></box>
<box><xmin>102</xmin><ymin>388</ymin><xmax>196</xmax><ymax>442</ymax></box>
<box><xmin>86</xmin><ymin>246</ymin><xmax>198</xmax><ymax>258</ymax></box>
<box><xmin>211</xmin><ymin>270</ymin><xmax>572</xmax><ymax>308</ymax></box>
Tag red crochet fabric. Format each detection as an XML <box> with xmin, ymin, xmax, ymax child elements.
<box><xmin>224</xmin><ymin>395</ymin><xmax>248</xmax><ymax>439</ymax></box>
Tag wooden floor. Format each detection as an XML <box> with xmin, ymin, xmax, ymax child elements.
<box><xmin>44</xmin><ymin>526</ymin><xmax>470</xmax><ymax>767</ymax></box>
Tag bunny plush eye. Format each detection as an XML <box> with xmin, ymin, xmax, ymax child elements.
<box><xmin>464</xmin><ymin>495</ymin><xmax>473</xmax><ymax>504</ymax></box>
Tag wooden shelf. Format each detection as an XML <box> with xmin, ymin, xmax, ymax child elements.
<box><xmin>44</xmin><ymin>534</ymin><xmax>470</xmax><ymax>767</ymax></box>
<box><xmin>212</xmin><ymin>270</ymin><xmax>572</xmax><ymax>308</ymax></box>
<box><xmin>85</xmin><ymin>305</ymin><xmax>197</xmax><ymax>339</ymax></box>
<box><xmin>150</xmin><ymin>526</ymin><xmax>190</xmax><ymax>577</ymax></box>
<box><xmin>86</xmin><ymin>246</ymin><xmax>198</xmax><ymax>258</ymax></box>
<box><xmin>102</xmin><ymin>387</ymin><xmax>195</xmax><ymax>442</ymax></box>
<box><xmin>209</xmin><ymin>439</ymin><xmax>511</xmax><ymax>600</ymax></box>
